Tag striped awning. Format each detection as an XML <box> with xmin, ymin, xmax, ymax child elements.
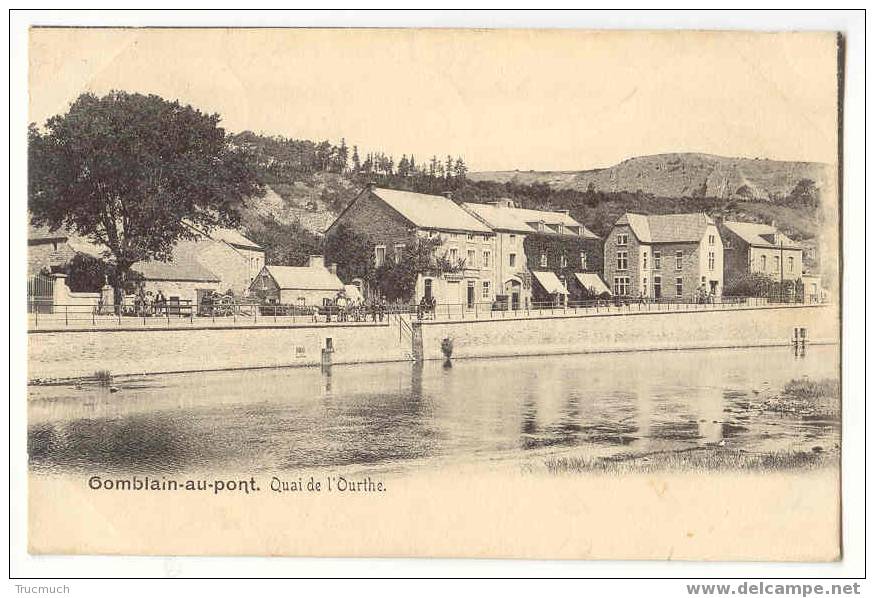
<box><xmin>531</xmin><ymin>270</ymin><xmax>569</xmax><ymax>295</ymax></box>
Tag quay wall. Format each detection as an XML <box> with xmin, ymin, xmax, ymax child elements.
<box><xmin>29</xmin><ymin>323</ymin><xmax>410</xmax><ymax>380</ymax></box>
<box><xmin>28</xmin><ymin>304</ymin><xmax>839</xmax><ymax>381</ymax></box>
<box><xmin>416</xmin><ymin>304</ymin><xmax>839</xmax><ymax>361</ymax></box>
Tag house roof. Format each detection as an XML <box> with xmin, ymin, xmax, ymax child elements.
<box><xmin>183</xmin><ymin>221</ymin><xmax>262</xmax><ymax>251</ymax></box>
<box><xmin>531</xmin><ymin>270</ymin><xmax>570</xmax><ymax>295</ymax></box>
<box><xmin>574</xmin><ymin>272</ymin><xmax>611</xmax><ymax>295</ymax></box>
<box><xmin>723</xmin><ymin>221</ymin><xmax>802</xmax><ymax>250</ymax></box>
<box><xmin>28</xmin><ymin>222</ymin><xmax>70</xmax><ymax>242</ymax></box>
<box><xmin>616</xmin><ymin>212</ymin><xmax>713</xmax><ymax>243</ymax></box>
<box><xmin>370</xmin><ymin>188</ymin><xmax>493</xmax><ymax>234</ymax></box>
<box><xmin>131</xmin><ymin>241</ymin><xmax>221</xmax><ymax>283</ymax></box>
<box><xmin>262</xmin><ymin>265</ymin><xmax>344</xmax><ymax>291</ymax></box>
<box><xmin>462</xmin><ymin>202</ymin><xmax>599</xmax><ymax>239</ymax></box>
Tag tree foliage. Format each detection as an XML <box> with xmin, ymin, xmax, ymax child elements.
<box><xmin>244</xmin><ymin>215</ymin><xmax>321</xmax><ymax>267</ymax></box>
<box><xmin>29</xmin><ymin>91</ymin><xmax>264</xmax><ymax>298</ymax></box>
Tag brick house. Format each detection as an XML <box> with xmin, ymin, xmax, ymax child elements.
<box><xmin>603</xmin><ymin>213</ymin><xmax>723</xmax><ymax>301</ymax></box>
<box><xmin>324</xmin><ymin>185</ymin><xmax>495</xmax><ymax>307</ymax></box>
<box><xmin>463</xmin><ymin>199</ymin><xmax>603</xmax><ymax>307</ymax></box>
<box><xmin>718</xmin><ymin>220</ymin><xmax>804</xmax><ymax>287</ymax></box>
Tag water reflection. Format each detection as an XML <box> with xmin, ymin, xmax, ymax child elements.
<box><xmin>28</xmin><ymin>346</ymin><xmax>840</xmax><ymax>475</ymax></box>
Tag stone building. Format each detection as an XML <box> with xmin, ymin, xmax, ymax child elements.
<box><xmin>248</xmin><ymin>256</ymin><xmax>344</xmax><ymax>306</ymax></box>
<box><xmin>28</xmin><ymin>219</ymin><xmax>263</xmax><ymax>306</ymax></box>
<box><xmin>718</xmin><ymin>220</ymin><xmax>804</xmax><ymax>287</ymax></box>
<box><xmin>324</xmin><ymin>185</ymin><xmax>495</xmax><ymax>307</ymax></box>
<box><xmin>463</xmin><ymin>199</ymin><xmax>603</xmax><ymax>307</ymax></box>
<box><xmin>603</xmin><ymin>213</ymin><xmax>723</xmax><ymax>301</ymax></box>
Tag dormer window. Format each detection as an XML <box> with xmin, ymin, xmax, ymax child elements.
<box><xmin>617</xmin><ymin>233</ymin><xmax>629</xmax><ymax>246</ymax></box>
<box><xmin>538</xmin><ymin>221</ymin><xmax>545</xmax><ymax>232</ymax></box>
<box><xmin>557</xmin><ymin>223</ymin><xmax>564</xmax><ymax>235</ymax></box>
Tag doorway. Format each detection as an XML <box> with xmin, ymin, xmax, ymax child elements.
<box><xmin>466</xmin><ymin>281</ymin><xmax>475</xmax><ymax>309</ymax></box>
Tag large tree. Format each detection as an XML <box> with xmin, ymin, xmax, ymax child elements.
<box><xmin>29</xmin><ymin>91</ymin><xmax>264</xmax><ymax>301</ymax></box>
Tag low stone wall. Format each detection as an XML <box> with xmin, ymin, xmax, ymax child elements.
<box><xmin>29</xmin><ymin>322</ymin><xmax>410</xmax><ymax>380</ymax></box>
<box><xmin>416</xmin><ymin>304</ymin><xmax>839</xmax><ymax>361</ymax></box>
<box><xmin>29</xmin><ymin>304</ymin><xmax>839</xmax><ymax>381</ymax></box>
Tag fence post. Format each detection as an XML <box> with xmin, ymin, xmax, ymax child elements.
<box><xmin>65</xmin><ymin>305</ymin><xmax>68</xmax><ymax>326</ymax></box>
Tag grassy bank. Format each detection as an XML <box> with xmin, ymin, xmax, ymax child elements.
<box><xmin>543</xmin><ymin>446</ymin><xmax>838</xmax><ymax>476</ymax></box>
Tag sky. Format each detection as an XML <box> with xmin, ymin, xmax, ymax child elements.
<box><xmin>29</xmin><ymin>28</ymin><xmax>840</xmax><ymax>172</ymax></box>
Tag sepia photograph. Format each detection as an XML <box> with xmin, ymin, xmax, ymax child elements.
<box><xmin>9</xmin><ymin>10</ymin><xmax>867</xmax><ymax>584</ymax></box>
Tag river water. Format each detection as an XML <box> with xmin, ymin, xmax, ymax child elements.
<box><xmin>28</xmin><ymin>346</ymin><xmax>840</xmax><ymax>476</ymax></box>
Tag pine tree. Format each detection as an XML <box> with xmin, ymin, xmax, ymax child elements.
<box><xmin>351</xmin><ymin>145</ymin><xmax>361</xmax><ymax>173</ymax></box>
<box><xmin>445</xmin><ymin>155</ymin><xmax>453</xmax><ymax>180</ymax></box>
<box><xmin>454</xmin><ymin>156</ymin><xmax>468</xmax><ymax>180</ymax></box>
<box><xmin>336</xmin><ymin>138</ymin><xmax>349</xmax><ymax>173</ymax></box>
<box><xmin>398</xmin><ymin>154</ymin><xmax>410</xmax><ymax>177</ymax></box>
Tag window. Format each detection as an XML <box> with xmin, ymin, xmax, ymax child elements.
<box><xmin>643</xmin><ymin>277</ymin><xmax>648</xmax><ymax>296</ymax></box>
<box><xmin>467</xmin><ymin>249</ymin><xmax>476</xmax><ymax>266</ymax></box>
<box><xmin>467</xmin><ymin>233</ymin><xmax>475</xmax><ymax>241</ymax></box>
<box><xmin>557</xmin><ymin>223</ymin><xmax>564</xmax><ymax>235</ymax></box>
<box><xmin>483</xmin><ymin>250</ymin><xmax>491</xmax><ymax>268</ymax></box>
<box><xmin>709</xmin><ymin>234</ymin><xmax>715</xmax><ymax>245</ymax></box>
<box><xmin>774</xmin><ymin>256</ymin><xmax>780</xmax><ymax>272</ymax></box>
<box><xmin>375</xmin><ymin>245</ymin><xmax>386</xmax><ymax>267</ymax></box>
<box><xmin>654</xmin><ymin>276</ymin><xmax>662</xmax><ymax>297</ymax></box>
<box><xmin>617</xmin><ymin>251</ymin><xmax>628</xmax><ymax>270</ymax></box>
<box><xmin>580</xmin><ymin>252</ymin><xmax>588</xmax><ymax>270</ymax></box>
<box><xmin>675</xmin><ymin>277</ymin><xmax>683</xmax><ymax>297</ymax></box>
<box><xmin>52</xmin><ymin>241</ymin><xmax>58</xmax><ymax>251</ymax></box>
<box><xmin>394</xmin><ymin>244</ymin><xmax>404</xmax><ymax>264</ymax></box>
<box><xmin>509</xmin><ymin>234</ymin><xmax>517</xmax><ymax>245</ymax></box>
<box><xmin>560</xmin><ymin>254</ymin><xmax>567</xmax><ymax>268</ymax></box>
<box><xmin>675</xmin><ymin>250</ymin><xmax>683</xmax><ymax>270</ymax></box>
<box><xmin>788</xmin><ymin>256</ymin><xmax>794</xmax><ymax>273</ymax></box>
<box><xmin>617</xmin><ymin>233</ymin><xmax>628</xmax><ymax>246</ymax></box>
<box><xmin>509</xmin><ymin>253</ymin><xmax>516</xmax><ymax>268</ymax></box>
<box><xmin>428</xmin><ymin>230</ymin><xmax>438</xmax><ymax>239</ymax></box>
<box><xmin>449</xmin><ymin>247</ymin><xmax>458</xmax><ymax>262</ymax></box>
<box><xmin>613</xmin><ymin>276</ymin><xmax>630</xmax><ymax>296</ymax></box>
<box><xmin>643</xmin><ymin>251</ymin><xmax>648</xmax><ymax>269</ymax></box>
<box><xmin>760</xmin><ymin>255</ymin><xmax>767</xmax><ymax>271</ymax></box>
<box><xmin>708</xmin><ymin>251</ymin><xmax>715</xmax><ymax>271</ymax></box>
<box><xmin>482</xmin><ymin>280</ymin><xmax>490</xmax><ymax>298</ymax></box>
<box><xmin>540</xmin><ymin>253</ymin><xmax>548</xmax><ymax>267</ymax></box>
<box><xmin>537</xmin><ymin>221</ymin><xmax>545</xmax><ymax>232</ymax></box>
<box><xmin>654</xmin><ymin>251</ymin><xmax>661</xmax><ymax>269</ymax></box>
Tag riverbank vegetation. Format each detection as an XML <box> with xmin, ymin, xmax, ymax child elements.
<box><xmin>543</xmin><ymin>446</ymin><xmax>836</xmax><ymax>475</ymax></box>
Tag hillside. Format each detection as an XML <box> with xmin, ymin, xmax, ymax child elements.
<box><xmin>470</xmin><ymin>153</ymin><xmax>833</xmax><ymax>201</ymax></box>
<box><xmin>230</xmin><ymin>134</ymin><xmax>826</xmax><ymax>275</ymax></box>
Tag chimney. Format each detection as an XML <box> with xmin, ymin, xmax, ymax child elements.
<box><xmin>557</xmin><ymin>209</ymin><xmax>570</xmax><ymax>216</ymax></box>
<box><xmin>308</xmin><ymin>255</ymin><xmax>325</xmax><ymax>269</ymax></box>
<box><xmin>328</xmin><ymin>263</ymin><xmax>337</xmax><ymax>276</ymax></box>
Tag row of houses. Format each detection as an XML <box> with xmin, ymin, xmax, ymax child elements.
<box><xmin>28</xmin><ymin>183</ymin><xmax>823</xmax><ymax>310</ymax></box>
<box><xmin>323</xmin><ymin>184</ymin><xmax>822</xmax><ymax>307</ymax></box>
<box><xmin>323</xmin><ymin>185</ymin><xmax>606</xmax><ymax>309</ymax></box>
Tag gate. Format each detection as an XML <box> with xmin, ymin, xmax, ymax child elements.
<box><xmin>27</xmin><ymin>273</ymin><xmax>54</xmax><ymax>313</ymax></box>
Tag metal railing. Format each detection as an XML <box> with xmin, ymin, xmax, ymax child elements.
<box><xmin>26</xmin><ymin>295</ymin><xmax>824</xmax><ymax>329</ymax></box>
